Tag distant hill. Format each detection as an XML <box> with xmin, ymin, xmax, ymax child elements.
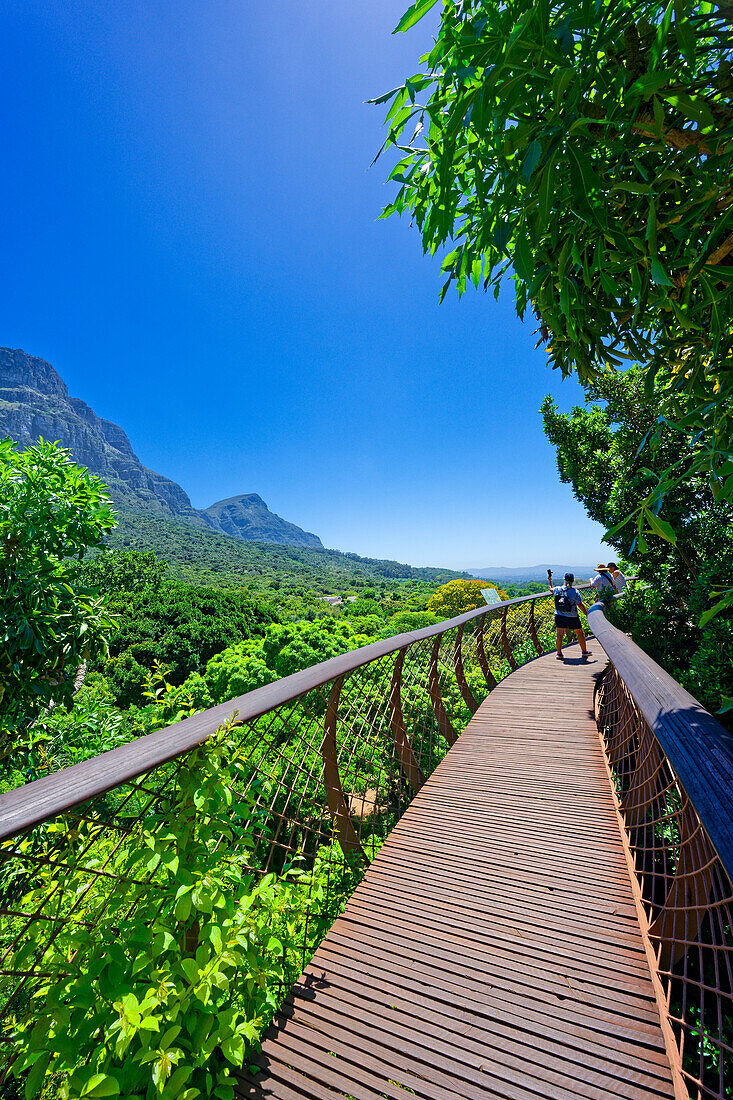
<box><xmin>471</xmin><ymin>564</ymin><xmax>596</xmax><ymax>583</ymax></box>
<box><xmin>111</xmin><ymin>511</ymin><xmax>473</xmax><ymax>589</ymax></box>
<box><xmin>202</xmin><ymin>494</ymin><xmax>321</xmax><ymax>549</ymax></box>
<box><xmin>0</xmin><ymin>347</ymin><xmax>322</xmax><ymax>549</ymax></box>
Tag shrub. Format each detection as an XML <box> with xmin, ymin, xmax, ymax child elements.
<box><xmin>0</xmin><ymin>439</ymin><xmax>116</xmax><ymax>762</ymax></box>
<box><xmin>9</xmin><ymin>721</ymin><xmax>300</xmax><ymax>1100</ymax></box>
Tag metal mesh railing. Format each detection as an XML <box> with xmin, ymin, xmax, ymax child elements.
<box><xmin>0</xmin><ymin>590</ymin><xmax>562</xmax><ymax>1089</ymax></box>
<box><xmin>592</xmin><ymin>609</ymin><xmax>733</xmax><ymax>1100</ymax></box>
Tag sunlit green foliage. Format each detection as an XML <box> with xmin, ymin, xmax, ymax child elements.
<box><xmin>0</xmin><ymin>440</ymin><xmax>116</xmax><ymax>761</ymax></box>
<box><xmin>427</xmin><ymin>578</ymin><xmax>508</xmax><ymax>618</ymax></box>
<box><xmin>8</xmin><ymin>720</ymin><xmax>317</xmax><ymax>1099</ymax></box>
<box><xmin>111</xmin><ymin>512</ymin><xmax>472</xmax><ymax>594</ymax></box>
<box><xmin>379</xmin><ymin>0</ymin><xmax>733</xmax><ymax>604</ymax></box>
<box><xmin>542</xmin><ymin>368</ymin><xmax>733</xmax><ymax>721</ymax></box>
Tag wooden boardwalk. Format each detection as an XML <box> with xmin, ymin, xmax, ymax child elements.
<box><xmin>239</xmin><ymin>650</ymin><xmax>677</xmax><ymax>1100</ymax></box>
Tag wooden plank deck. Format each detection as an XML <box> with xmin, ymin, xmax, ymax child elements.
<box><xmin>239</xmin><ymin>650</ymin><xmax>676</xmax><ymax>1100</ymax></box>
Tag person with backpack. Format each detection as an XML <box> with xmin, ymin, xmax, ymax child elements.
<box><xmin>547</xmin><ymin>570</ymin><xmax>591</xmax><ymax>661</ymax></box>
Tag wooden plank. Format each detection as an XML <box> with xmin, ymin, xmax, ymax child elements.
<box><xmin>239</xmin><ymin>653</ymin><xmax>677</xmax><ymax>1100</ymax></box>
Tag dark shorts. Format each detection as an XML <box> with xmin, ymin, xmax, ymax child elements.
<box><xmin>555</xmin><ymin>613</ymin><xmax>581</xmax><ymax>630</ymax></box>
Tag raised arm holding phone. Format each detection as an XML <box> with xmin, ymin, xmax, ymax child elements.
<box><xmin>547</xmin><ymin>569</ymin><xmax>590</xmax><ymax>661</ymax></box>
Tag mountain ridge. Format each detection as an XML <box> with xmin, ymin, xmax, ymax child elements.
<box><xmin>0</xmin><ymin>347</ymin><xmax>323</xmax><ymax>549</ymax></box>
<box><xmin>470</xmin><ymin>564</ymin><xmax>597</xmax><ymax>582</ymax></box>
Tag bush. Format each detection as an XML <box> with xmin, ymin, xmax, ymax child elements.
<box><xmin>608</xmin><ymin>580</ymin><xmax>733</xmax><ymax>730</ymax></box>
<box><xmin>427</xmin><ymin>579</ymin><xmax>507</xmax><ymax>619</ymax></box>
<box><xmin>9</xmin><ymin>721</ymin><xmax>300</xmax><ymax>1100</ymax></box>
<box><xmin>93</xmin><ymin>561</ymin><xmax>280</xmax><ymax>707</ymax></box>
<box><xmin>0</xmin><ymin>439</ymin><xmax>116</xmax><ymax>762</ymax></box>
<box><xmin>380</xmin><ymin>611</ymin><xmax>441</xmax><ymax>638</ymax></box>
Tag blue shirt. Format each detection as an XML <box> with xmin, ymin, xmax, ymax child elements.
<box><xmin>553</xmin><ymin>585</ymin><xmax>582</xmax><ymax>614</ymax></box>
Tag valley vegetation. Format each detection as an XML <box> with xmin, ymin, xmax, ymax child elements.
<box><xmin>0</xmin><ymin>440</ymin><xmax>525</xmax><ymax>1100</ymax></box>
<box><xmin>5</xmin><ymin>0</ymin><xmax>733</xmax><ymax>1092</ymax></box>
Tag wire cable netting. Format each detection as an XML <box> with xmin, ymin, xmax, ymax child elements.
<box><xmin>597</xmin><ymin>667</ymin><xmax>733</xmax><ymax>1100</ymax></box>
<box><xmin>0</xmin><ymin>592</ymin><xmax>568</xmax><ymax>1087</ymax></box>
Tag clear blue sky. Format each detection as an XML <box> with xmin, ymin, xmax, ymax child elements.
<box><xmin>2</xmin><ymin>0</ymin><xmax>608</xmax><ymax>570</ymax></box>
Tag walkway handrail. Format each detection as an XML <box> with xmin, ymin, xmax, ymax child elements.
<box><xmin>0</xmin><ymin>586</ymin><xmax>570</xmax><ymax>1086</ymax></box>
<box><xmin>589</xmin><ymin>599</ymin><xmax>733</xmax><ymax>1100</ymax></box>
<box><xmin>588</xmin><ymin>600</ymin><xmax>733</xmax><ymax>881</ymax></box>
<box><xmin>0</xmin><ymin>586</ymin><xmax>589</xmax><ymax>843</ymax></box>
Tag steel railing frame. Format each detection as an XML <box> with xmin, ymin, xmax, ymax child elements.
<box><xmin>589</xmin><ymin>600</ymin><xmax>733</xmax><ymax>1100</ymax></box>
<box><xmin>0</xmin><ymin>587</ymin><xmax>570</xmax><ymax>1082</ymax></box>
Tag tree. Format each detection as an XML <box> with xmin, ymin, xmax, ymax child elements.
<box><xmin>343</xmin><ymin>597</ymin><xmax>385</xmax><ymax>619</ymax></box>
<box><xmin>541</xmin><ymin>370</ymin><xmax>733</xmax><ymax>719</ymax></box>
<box><xmin>78</xmin><ymin>548</ymin><xmax>168</xmax><ymax>594</ymax></box>
<box><xmin>379</xmin><ymin>610</ymin><xmax>441</xmax><ymax>637</ymax></box>
<box><xmin>99</xmin><ymin>574</ymin><xmax>279</xmax><ymax>708</ymax></box>
<box><xmin>0</xmin><ymin>439</ymin><xmax>116</xmax><ymax>759</ymax></box>
<box><xmin>378</xmin><ymin>0</ymin><xmax>733</xmax><ymax>599</ymax></box>
<box><xmin>541</xmin><ymin>367</ymin><xmax>733</xmax><ymax>585</ymax></box>
<box><xmin>427</xmin><ymin>578</ymin><xmax>507</xmax><ymax>619</ymax></box>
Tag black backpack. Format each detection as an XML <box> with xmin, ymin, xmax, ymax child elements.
<box><xmin>554</xmin><ymin>586</ymin><xmax>575</xmax><ymax>614</ymax></box>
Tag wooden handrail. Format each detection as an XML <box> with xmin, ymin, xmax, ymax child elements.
<box><xmin>0</xmin><ymin>587</ymin><xmax>586</xmax><ymax>842</ymax></box>
<box><xmin>588</xmin><ymin>600</ymin><xmax>733</xmax><ymax>881</ymax></box>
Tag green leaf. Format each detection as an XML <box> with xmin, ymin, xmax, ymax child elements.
<box><xmin>175</xmin><ymin>892</ymin><xmax>193</xmax><ymax>922</ymax></box>
<box><xmin>221</xmin><ymin>1032</ymin><xmax>246</xmax><ymax>1065</ymax></box>
<box><xmin>704</xmin><ymin>265</ymin><xmax>733</xmax><ymax>283</ymax></box>
<box><xmin>521</xmin><ymin>140</ymin><xmax>542</xmax><ymax>181</ymax></box>
<box><xmin>662</xmin><ymin>92</ymin><xmax>715</xmax><ymax>129</ymax></box>
<box><xmin>567</xmin><ymin>146</ymin><xmax>603</xmax><ymax>209</ymax></box>
<box><xmin>650</xmin><ymin>257</ymin><xmax>673</xmax><ymax>287</ymax></box>
<box><xmin>393</xmin><ymin>0</ymin><xmax>439</xmax><ymax>33</ymax></box>
<box><xmin>81</xmin><ymin>1075</ymin><xmax>120</xmax><ymax>1098</ymax></box>
<box><xmin>180</xmin><ymin>957</ymin><xmax>200</xmax><ymax>985</ymax></box>
<box><xmin>164</xmin><ymin>1067</ymin><xmax>193</xmax><ymax>1096</ymax></box>
<box><xmin>645</xmin><ymin>511</ymin><xmax>677</xmax><ymax>544</ymax></box>
<box><xmin>650</xmin><ymin>0</ymin><xmax>674</xmax><ymax>71</ymax></box>
<box><xmin>675</xmin><ymin>20</ymin><xmax>696</xmax><ymax>66</ymax></box>
<box><xmin>551</xmin><ymin>67</ymin><xmax>575</xmax><ymax>105</ymax></box>
<box><xmin>514</xmin><ymin>233</ymin><xmax>534</xmax><ymax>282</ymax></box>
<box><xmin>538</xmin><ymin>160</ymin><xmax>555</xmax><ymax>226</ymax></box>
<box><xmin>24</xmin><ymin>1052</ymin><xmax>50</xmax><ymax>1100</ymax></box>
<box><xmin>366</xmin><ymin>84</ymin><xmax>406</xmax><ymax>106</ymax></box>
<box><xmin>699</xmin><ymin>590</ymin><xmax>733</xmax><ymax>627</ymax></box>
<box><xmin>160</xmin><ymin>1025</ymin><xmax>182</xmax><ymax>1050</ymax></box>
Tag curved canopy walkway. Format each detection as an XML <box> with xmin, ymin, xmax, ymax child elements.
<box><xmin>2</xmin><ymin>593</ymin><xmax>733</xmax><ymax>1100</ymax></box>
<box><xmin>239</xmin><ymin>652</ymin><xmax>677</xmax><ymax>1100</ymax></box>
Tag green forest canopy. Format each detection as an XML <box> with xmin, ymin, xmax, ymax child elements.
<box><xmin>378</xmin><ymin>0</ymin><xmax>733</xmax><ymax>591</ymax></box>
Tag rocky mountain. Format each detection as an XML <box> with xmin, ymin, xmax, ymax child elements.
<box><xmin>0</xmin><ymin>347</ymin><xmax>323</xmax><ymax>549</ymax></box>
<box><xmin>203</xmin><ymin>494</ymin><xmax>321</xmax><ymax>548</ymax></box>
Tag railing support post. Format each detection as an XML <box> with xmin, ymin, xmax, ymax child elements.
<box><xmin>528</xmin><ymin>599</ymin><xmax>543</xmax><ymax>656</ymax></box>
<box><xmin>649</xmin><ymin>799</ymin><xmax>717</xmax><ymax>971</ymax></box>
<box><xmin>389</xmin><ymin>647</ymin><xmax>425</xmax><ymax>793</ymax></box>
<box><xmin>453</xmin><ymin>625</ymin><xmax>478</xmax><ymax>714</ymax></box>
<box><xmin>500</xmin><ymin>606</ymin><xmax>518</xmax><ymax>670</ymax></box>
<box><xmin>475</xmin><ymin>616</ymin><xmax>498</xmax><ymax>690</ymax></box>
<box><xmin>429</xmin><ymin>635</ymin><xmax>458</xmax><ymax>746</ymax></box>
<box><xmin>621</xmin><ymin>720</ymin><xmax>666</xmax><ymax>831</ymax></box>
<box><xmin>321</xmin><ymin>675</ymin><xmax>367</xmax><ymax>862</ymax></box>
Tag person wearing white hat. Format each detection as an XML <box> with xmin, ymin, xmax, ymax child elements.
<box><xmin>591</xmin><ymin>564</ymin><xmax>617</xmax><ymax>594</ymax></box>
